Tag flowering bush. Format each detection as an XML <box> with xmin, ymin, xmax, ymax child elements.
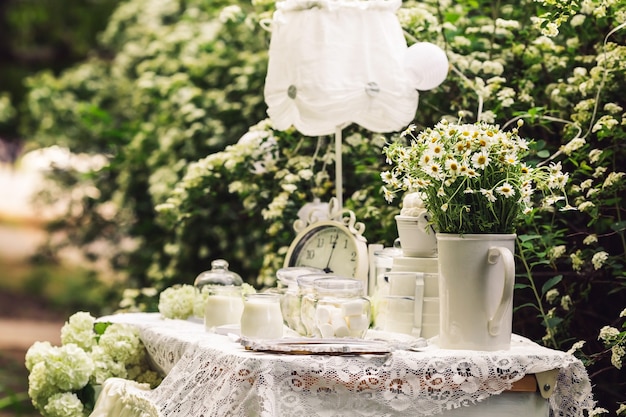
<box><xmin>382</xmin><ymin>119</ymin><xmax>572</xmax><ymax>234</ymax></box>
<box><xmin>25</xmin><ymin>312</ymin><xmax>161</xmax><ymax>417</ymax></box>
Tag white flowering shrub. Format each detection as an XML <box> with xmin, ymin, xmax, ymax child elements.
<box><xmin>25</xmin><ymin>312</ymin><xmax>161</xmax><ymax>416</ymax></box>
<box><xmin>20</xmin><ymin>0</ymin><xmax>271</xmax><ymax>298</ymax></box>
<box><xmin>20</xmin><ymin>0</ymin><xmax>626</xmax><ymax>412</ymax></box>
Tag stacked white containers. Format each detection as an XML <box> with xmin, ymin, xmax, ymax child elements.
<box><xmin>381</xmin><ymin>193</ymin><xmax>440</xmax><ymax>339</ymax></box>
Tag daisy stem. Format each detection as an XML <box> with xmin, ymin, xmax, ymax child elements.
<box><xmin>516</xmin><ymin>236</ymin><xmax>559</xmax><ymax>349</ymax></box>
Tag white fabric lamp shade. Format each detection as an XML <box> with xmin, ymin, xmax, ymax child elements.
<box><xmin>264</xmin><ymin>0</ymin><xmax>419</xmax><ymax>136</ymax></box>
<box><xmin>404</xmin><ymin>42</ymin><xmax>449</xmax><ymax>91</ymax></box>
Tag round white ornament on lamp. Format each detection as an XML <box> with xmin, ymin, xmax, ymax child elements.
<box><xmin>404</xmin><ymin>42</ymin><xmax>449</xmax><ymax>91</ymax></box>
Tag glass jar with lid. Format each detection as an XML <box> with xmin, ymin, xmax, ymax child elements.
<box><xmin>194</xmin><ymin>259</ymin><xmax>244</xmax><ymax>328</ymax></box>
<box><xmin>276</xmin><ymin>267</ymin><xmax>324</xmax><ymax>335</ymax></box>
<box><xmin>194</xmin><ymin>259</ymin><xmax>243</xmax><ymax>291</ymax></box>
<box><xmin>311</xmin><ymin>278</ymin><xmax>371</xmax><ymax>339</ymax></box>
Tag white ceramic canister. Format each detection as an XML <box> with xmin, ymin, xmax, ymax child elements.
<box><xmin>390</xmin><ymin>256</ymin><xmax>440</xmax><ymax>339</ymax></box>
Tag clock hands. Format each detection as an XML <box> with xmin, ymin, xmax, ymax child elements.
<box><xmin>323</xmin><ymin>232</ymin><xmax>339</xmax><ymax>273</ymax></box>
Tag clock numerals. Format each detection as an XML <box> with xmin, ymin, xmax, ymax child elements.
<box><xmin>287</xmin><ymin>222</ymin><xmax>366</xmax><ymax>281</ymax></box>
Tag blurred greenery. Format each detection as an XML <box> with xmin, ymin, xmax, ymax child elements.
<box><xmin>0</xmin><ymin>0</ymin><xmax>121</xmax><ymax>139</ymax></box>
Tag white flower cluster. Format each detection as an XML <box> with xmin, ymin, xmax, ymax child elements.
<box><xmin>158</xmin><ymin>284</ymin><xmax>199</xmax><ymax>319</ymax></box>
<box><xmin>158</xmin><ymin>283</ymin><xmax>257</xmax><ymax>320</ymax></box>
<box><xmin>25</xmin><ymin>312</ymin><xmax>160</xmax><ymax>417</ymax></box>
<box><xmin>598</xmin><ymin>324</ymin><xmax>626</xmax><ymax>370</ymax></box>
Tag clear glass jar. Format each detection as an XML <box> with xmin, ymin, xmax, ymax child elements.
<box><xmin>298</xmin><ymin>273</ymin><xmax>332</xmax><ymax>337</ymax></box>
<box><xmin>204</xmin><ymin>286</ymin><xmax>244</xmax><ymax>331</ymax></box>
<box><xmin>374</xmin><ymin>295</ymin><xmax>415</xmax><ymax>335</ymax></box>
<box><xmin>276</xmin><ymin>266</ymin><xmax>323</xmax><ymax>289</ymax></box>
<box><xmin>194</xmin><ymin>259</ymin><xmax>243</xmax><ymax>291</ymax></box>
<box><xmin>373</xmin><ymin>246</ymin><xmax>402</xmax><ymax>297</ymax></box>
<box><xmin>308</xmin><ymin>278</ymin><xmax>371</xmax><ymax>339</ymax></box>
<box><xmin>276</xmin><ymin>267</ymin><xmax>324</xmax><ymax>335</ymax></box>
<box><xmin>240</xmin><ymin>293</ymin><xmax>283</xmax><ymax>340</ymax></box>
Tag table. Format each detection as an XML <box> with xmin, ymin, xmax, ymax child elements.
<box><xmin>90</xmin><ymin>313</ymin><xmax>594</xmax><ymax>417</ymax></box>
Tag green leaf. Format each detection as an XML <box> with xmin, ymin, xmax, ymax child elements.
<box><xmin>541</xmin><ymin>275</ymin><xmax>563</xmax><ymax>298</ymax></box>
<box><xmin>610</xmin><ymin>221</ymin><xmax>626</xmax><ymax>233</ymax></box>
<box><xmin>544</xmin><ymin>316</ymin><xmax>564</xmax><ymax>328</ymax></box>
<box><xmin>537</xmin><ymin>150</ymin><xmax>551</xmax><ymax>158</ymax></box>
<box><xmin>518</xmin><ymin>234</ymin><xmax>541</xmax><ymax>242</ymax></box>
<box><xmin>515</xmin><ymin>302</ymin><xmax>541</xmax><ymax>312</ymax></box>
<box><xmin>515</xmin><ymin>283</ymin><xmax>531</xmax><ymax>290</ymax></box>
<box><xmin>93</xmin><ymin>321</ymin><xmax>111</xmax><ymax>336</ymax></box>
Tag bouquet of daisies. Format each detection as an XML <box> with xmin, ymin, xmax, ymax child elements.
<box><xmin>382</xmin><ymin>119</ymin><xmax>572</xmax><ymax>234</ymax></box>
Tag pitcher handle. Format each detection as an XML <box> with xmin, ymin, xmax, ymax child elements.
<box><xmin>487</xmin><ymin>246</ymin><xmax>515</xmax><ymax>336</ymax></box>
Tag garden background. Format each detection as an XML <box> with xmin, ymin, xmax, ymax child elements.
<box><xmin>0</xmin><ymin>0</ymin><xmax>624</xmax><ymax>415</ymax></box>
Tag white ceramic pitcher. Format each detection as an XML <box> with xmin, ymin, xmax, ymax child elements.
<box><xmin>436</xmin><ymin>233</ymin><xmax>516</xmax><ymax>351</ymax></box>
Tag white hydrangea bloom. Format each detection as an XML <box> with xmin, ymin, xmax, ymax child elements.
<box><xmin>25</xmin><ymin>341</ymin><xmax>54</xmax><ymax>372</ymax></box>
<box><xmin>60</xmin><ymin>312</ymin><xmax>97</xmax><ymax>351</ymax></box>
<box><xmin>46</xmin><ymin>344</ymin><xmax>94</xmax><ymax>391</ymax></box>
<box><xmin>98</xmin><ymin>324</ymin><xmax>144</xmax><ymax>365</ymax></box>
<box><xmin>43</xmin><ymin>392</ymin><xmax>85</xmax><ymax>417</ymax></box>
<box><xmin>158</xmin><ymin>284</ymin><xmax>197</xmax><ymax>319</ymax></box>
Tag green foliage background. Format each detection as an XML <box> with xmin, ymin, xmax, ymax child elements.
<box><xmin>1</xmin><ymin>0</ymin><xmax>624</xmax><ymax>413</ymax></box>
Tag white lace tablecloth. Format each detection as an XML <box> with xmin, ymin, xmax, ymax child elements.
<box><xmin>91</xmin><ymin>313</ymin><xmax>594</xmax><ymax>417</ymax></box>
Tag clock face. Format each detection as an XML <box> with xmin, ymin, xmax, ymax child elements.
<box><xmin>287</xmin><ymin>224</ymin><xmax>361</xmax><ymax>278</ymax></box>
